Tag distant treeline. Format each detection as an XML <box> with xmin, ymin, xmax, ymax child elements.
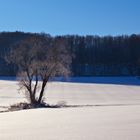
<box><xmin>0</xmin><ymin>31</ymin><xmax>140</xmax><ymax>76</ymax></box>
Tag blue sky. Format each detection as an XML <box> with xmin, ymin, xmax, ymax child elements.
<box><xmin>0</xmin><ymin>0</ymin><xmax>140</xmax><ymax>36</ymax></box>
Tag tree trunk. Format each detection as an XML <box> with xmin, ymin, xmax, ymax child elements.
<box><xmin>38</xmin><ymin>80</ymin><xmax>47</xmax><ymax>104</ymax></box>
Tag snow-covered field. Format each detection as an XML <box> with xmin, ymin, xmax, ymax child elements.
<box><xmin>0</xmin><ymin>77</ymin><xmax>140</xmax><ymax>140</ymax></box>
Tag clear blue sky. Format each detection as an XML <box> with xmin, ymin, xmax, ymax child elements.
<box><xmin>0</xmin><ymin>0</ymin><xmax>140</xmax><ymax>36</ymax></box>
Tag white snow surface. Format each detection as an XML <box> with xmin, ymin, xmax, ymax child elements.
<box><xmin>0</xmin><ymin>77</ymin><xmax>140</xmax><ymax>140</ymax></box>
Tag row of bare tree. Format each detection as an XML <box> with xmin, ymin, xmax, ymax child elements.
<box><xmin>0</xmin><ymin>32</ymin><xmax>140</xmax><ymax>76</ymax></box>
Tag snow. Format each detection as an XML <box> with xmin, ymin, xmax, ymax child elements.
<box><xmin>0</xmin><ymin>77</ymin><xmax>140</xmax><ymax>140</ymax></box>
<box><xmin>1</xmin><ymin>106</ymin><xmax>140</xmax><ymax>140</ymax></box>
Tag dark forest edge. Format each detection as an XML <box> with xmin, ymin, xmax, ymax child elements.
<box><xmin>0</xmin><ymin>31</ymin><xmax>140</xmax><ymax>76</ymax></box>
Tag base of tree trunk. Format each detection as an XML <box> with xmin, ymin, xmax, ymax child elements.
<box><xmin>7</xmin><ymin>102</ymin><xmax>63</xmax><ymax>112</ymax></box>
<box><xmin>8</xmin><ymin>102</ymin><xmax>47</xmax><ymax>111</ymax></box>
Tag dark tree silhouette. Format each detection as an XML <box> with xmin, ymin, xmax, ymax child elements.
<box><xmin>1</xmin><ymin>32</ymin><xmax>140</xmax><ymax>76</ymax></box>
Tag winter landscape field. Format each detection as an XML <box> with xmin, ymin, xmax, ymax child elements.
<box><xmin>0</xmin><ymin>77</ymin><xmax>140</xmax><ymax>140</ymax></box>
<box><xmin>0</xmin><ymin>0</ymin><xmax>140</xmax><ymax>139</ymax></box>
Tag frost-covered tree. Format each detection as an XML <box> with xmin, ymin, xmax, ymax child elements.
<box><xmin>6</xmin><ymin>35</ymin><xmax>72</xmax><ymax>106</ymax></box>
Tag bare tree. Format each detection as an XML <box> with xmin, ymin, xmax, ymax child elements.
<box><xmin>6</xmin><ymin>35</ymin><xmax>72</xmax><ymax>106</ymax></box>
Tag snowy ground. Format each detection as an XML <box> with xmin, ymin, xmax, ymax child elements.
<box><xmin>0</xmin><ymin>77</ymin><xmax>140</xmax><ymax>140</ymax></box>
